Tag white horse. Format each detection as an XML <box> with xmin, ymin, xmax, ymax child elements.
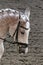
<box><xmin>0</xmin><ymin>8</ymin><xmax>30</xmax><ymax>59</ymax></box>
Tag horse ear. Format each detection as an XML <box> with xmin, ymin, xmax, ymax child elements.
<box><xmin>25</xmin><ymin>7</ymin><xmax>30</xmax><ymax>18</ymax></box>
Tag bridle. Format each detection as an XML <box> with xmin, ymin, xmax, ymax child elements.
<box><xmin>0</xmin><ymin>12</ymin><xmax>29</xmax><ymax>48</ymax></box>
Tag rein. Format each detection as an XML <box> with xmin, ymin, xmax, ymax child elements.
<box><xmin>0</xmin><ymin>13</ymin><xmax>29</xmax><ymax>47</ymax></box>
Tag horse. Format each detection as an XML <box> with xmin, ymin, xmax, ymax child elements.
<box><xmin>0</xmin><ymin>8</ymin><xmax>30</xmax><ymax>59</ymax></box>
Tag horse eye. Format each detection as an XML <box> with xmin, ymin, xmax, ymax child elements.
<box><xmin>21</xmin><ymin>31</ymin><xmax>25</xmax><ymax>34</ymax></box>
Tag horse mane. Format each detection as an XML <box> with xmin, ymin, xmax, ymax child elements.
<box><xmin>0</xmin><ymin>8</ymin><xmax>29</xmax><ymax>24</ymax></box>
<box><xmin>0</xmin><ymin>8</ymin><xmax>19</xmax><ymax>14</ymax></box>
